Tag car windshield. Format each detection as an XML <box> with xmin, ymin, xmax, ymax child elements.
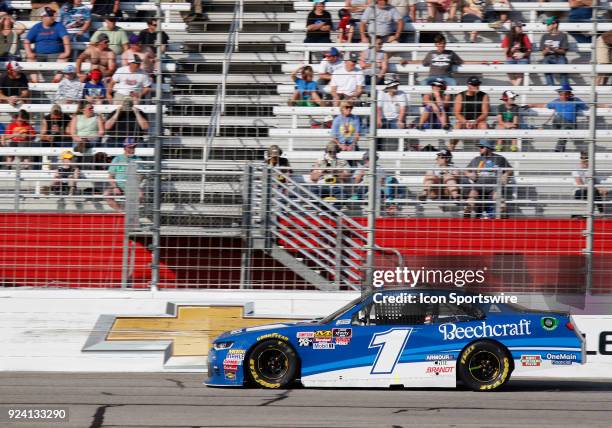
<box><xmin>319</xmin><ymin>294</ymin><xmax>366</xmax><ymax>324</ymax></box>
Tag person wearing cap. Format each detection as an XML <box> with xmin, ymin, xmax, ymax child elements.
<box><xmin>464</xmin><ymin>139</ymin><xmax>512</xmax><ymax>218</ymax></box>
<box><xmin>317</xmin><ymin>47</ymin><xmax>344</xmax><ymax>94</ymax></box>
<box><xmin>59</xmin><ymin>0</ymin><xmax>92</xmax><ymax>43</ymax></box>
<box><xmin>332</xmin><ymin>100</ymin><xmax>361</xmax><ymax>152</ymax></box>
<box><xmin>421</xmin><ymin>34</ymin><xmax>463</xmax><ymax>86</ymax></box>
<box><xmin>290</xmin><ymin>65</ymin><xmax>322</xmax><ymax>106</ymax></box>
<box><xmin>461</xmin><ymin>0</ymin><xmax>509</xmax><ymax>42</ymax></box>
<box><xmin>0</xmin><ymin>61</ymin><xmax>30</xmax><ymax>106</ymax></box>
<box><xmin>76</xmin><ymin>34</ymin><xmax>117</xmax><ymax>80</ymax></box>
<box><xmin>353</xmin><ymin>150</ymin><xmax>403</xmax><ymax>210</ymax></box>
<box><xmin>304</xmin><ymin>0</ymin><xmax>333</xmax><ymax>43</ymax></box>
<box><xmin>69</xmin><ymin>100</ymin><xmax>105</xmax><ymax>151</ymax></box>
<box><xmin>419</xmin><ymin>149</ymin><xmax>462</xmax><ymax>201</ymax></box>
<box><xmin>24</xmin><ymin>7</ymin><xmax>71</xmax><ymax>83</ymax></box>
<box><xmin>40</xmin><ymin>104</ymin><xmax>71</xmax><ymax>147</ymax></box>
<box><xmin>496</xmin><ymin>90</ymin><xmax>520</xmax><ymax>152</ymax></box>
<box><xmin>55</xmin><ymin>64</ymin><xmax>84</xmax><ymax>104</ymax></box>
<box><xmin>104</xmin><ymin>96</ymin><xmax>149</xmax><ymax>147</ymax></box>
<box><xmin>104</xmin><ymin>138</ymin><xmax>144</xmax><ymax>211</ymax></box>
<box><xmin>596</xmin><ymin>30</ymin><xmax>612</xmax><ymax>85</ymax></box>
<box><xmin>377</xmin><ymin>78</ymin><xmax>407</xmax><ymax>149</ymax></box>
<box><xmin>417</xmin><ymin>77</ymin><xmax>451</xmax><ymax>131</ymax></box>
<box><xmin>107</xmin><ymin>55</ymin><xmax>153</xmax><ymax>103</ymax></box>
<box><xmin>265</xmin><ymin>145</ymin><xmax>293</xmax><ymax>183</ymax></box>
<box><xmin>139</xmin><ymin>18</ymin><xmax>170</xmax><ymax>55</ymax></box>
<box><xmin>51</xmin><ymin>150</ymin><xmax>80</xmax><ymax>196</ymax></box>
<box><xmin>542</xmin><ymin>83</ymin><xmax>588</xmax><ymax>152</ymax></box>
<box><xmin>121</xmin><ymin>34</ymin><xmax>154</xmax><ymax>75</ymax></box>
<box><xmin>359</xmin><ymin>36</ymin><xmax>389</xmax><ymax>86</ymax></box>
<box><xmin>2</xmin><ymin>109</ymin><xmax>36</xmax><ymax>169</ymax></box>
<box><xmin>573</xmin><ymin>151</ymin><xmax>607</xmax><ymax>214</ymax></box>
<box><xmin>83</xmin><ymin>69</ymin><xmax>107</xmax><ymax>104</ymax></box>
<box><xmin>91</xmin><ymin>14</ymin><xmax>129</xmax><ymax>55</ymax></box>
<box><xmin>452</xmin><ymin>76</ymin><xmax>490</xmax><ymax>151</ymax></box>
<box><xmin>330</xmin><ymin>52</ymin><xmax>365</xmax><ymax>106</ymax></box>
<box><xmin>501</xmin><ymin>21</ymin><xmax>532</xmax><ymax>86</ymax></box>
<box><xmin>360</xmin><ymin>0</ymin><xmax>403</xmax><ymax>43</ymax></box>
<box><xmin>0</xmin><ymin>12</ymin><xmax>26</xmax><ymax>61</ymax></box>
<box><xmin>540</xmin><ymin>16</ymin><xmax>569</xmax><ymax>87</ymax></box>
<box><xmin>310</xmin><ymin>141</ymin><xmax>352</xmax><ymax>200</ymax></box>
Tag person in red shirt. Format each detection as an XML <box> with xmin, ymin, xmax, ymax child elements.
<box><xmin>2</xmin><ymin>109</ymin><xmax>37</xmax><ymax>168</ymax></box>
<box><xmin>501</xmin><ymin>21</ymin><xmax>532</xmax><ymax>86</ymax></box>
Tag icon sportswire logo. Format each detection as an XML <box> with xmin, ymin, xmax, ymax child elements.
<box><xmin>439</xmin><ymin>319</ymin><xmax>532</xmax><ymax>340</ymax></box>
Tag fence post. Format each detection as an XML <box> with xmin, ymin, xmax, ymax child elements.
<box><xmin>335</xmin><ymin>217</ymin><xmax>343</xmax><ymax>289</ymax></box>
<box><xmin>240</xmin><ymin>164</ymin><xmax>254</xmax><ymax>289</ymax></box>
<box><xmin>14</xmin><ymin>157</ymin><xmax>21</xmax><ymax>212</ymax></box>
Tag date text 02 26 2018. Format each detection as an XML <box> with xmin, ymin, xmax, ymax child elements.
<box><xmin>0</xmin><ymin>407</ymin><xmax>70</xmax><ymax>422</ymax></box>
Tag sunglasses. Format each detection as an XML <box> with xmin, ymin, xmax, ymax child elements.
<box><xmin>343</xmin><ymin>106</ymin><xmax>353</xmax><ymax>110</ymax></box>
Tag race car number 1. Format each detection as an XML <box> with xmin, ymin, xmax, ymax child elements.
<box><xmin>369</xmin><ymin>328</ymin><xmax>412</xmax><ymax>374</ymax></box>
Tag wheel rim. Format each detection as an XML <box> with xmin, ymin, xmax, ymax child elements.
<box><xmin>256</xmin><ymin>348</ymin><xmax>288</xmax><ymax>381</ymax></box>
<box><xmin>467</xmin><ymin>350</ymin><xmax>501</xmax><ymax>383</ymax></box>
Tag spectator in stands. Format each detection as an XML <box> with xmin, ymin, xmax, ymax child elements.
<box><xmin>464</xmin><ymin>139</ymin><xmax>513</xmax><ymax>218</ymax></box>
<box><xmin>377</xmin><ymin>78</ymin><xmax>407</xmax><ymax>134</ymax></box>
<box><xmin>30</xmin><ymin>2</ymin><xmax>61</xmax><ymax>20</ymax></box>
<box><xmin>69</xmin><ymin>100</ymin><xmax>106</xmax><ymax>152</ymax></box>
<box><xmin>40</xmin><ymin>104</ymin><xmax>72</xmax><ymax>147</ymax></box>
<box><xmin>108</xmin><ymin>55</ymin><xmax>153</xmax><ymax>104</ymax></box>
<box><xmin>545</xmin><ymin>83</ymin><xmax>588</xmax><ymax>152</ymax></box>
<box><xmin>540</xmin><ymin>16</ymin><xmax>570</xmax><ymax>87</ymax></box>
<box><xmin>51</xmin><ymin>150</ymin><xmax>79</xmax><ymax>196</ymax></box>
<box><xmin>573</xmin><ymin>151</ymin><xmax>607</xmax><ymax>213</ymax></box>
<box><xmin>0</xmin><ymin>61</ymin><xmax>30</xmax><ymax>106</ymax></box>
<box><xmin>304</xmin><ymin>0</ymin><xmax>333</xmax><ymax>43</ymax></box>
<box><xmin>332</xmin><ymin>100</ymin><xmax>361</xmax><ymax>152</ymax></box>
<box><xmin>76</xmin><ymin>34</ymin><xmax>117</xmax><ymax>80</ymax></box>
<box><xmin>417</xmin><ymin>77</ymin><xmax>452</xmax><ymax>130</ymax></box>
<box><xmin>453</xmin><ymin>76</ymin><xmax>490</xmax><ymax>151</ymax></box>
<box><xmin>501</xmin><ymin>21</ymin><xmax>532</xmax><ymax>86</ymax></box>
<box><xmin>139</xmin><ymin>18</ymin><xmax>170</xmax><ymax>54</ymax></box>
<box><xmin>184</xmin><ymin>0</ymin><xmax>209</xmax><ymax>23</ymax></box>
<box><xmin>59</xmin><ymin>0</ymin><xmax>92</xmax><ymax>43</ymax></box>
<box><xmin>397</xmin><ymin>1</ymin><xmax>417</xmax><ymax>42</ymax></box>
<box><xmin>55</xmin><ymin>64</ymin><xmax>84</xmax><ymax>104</ymax></box>
<box><xmin>91</xmin><ymin>14</ymin><xmax>128</xmax><ymax>55</ymax></box>
<box><xmin>90</xmin><ymin>0</ymin><xmax>120</xmax><ymax>21</ymax></box>
<box><xmin>104</xmin><ymin>96</ymin><xmax>149</xmax><ymax>147</ymax></box>
<box><xmin>330</xmin><ymin>52</ymin><xmax>364</xmax><ymax>106</ymax></box>
<box><xmin>104</xmin><ymin>138</ymin><xmax>144</xmax><ymax>211</ymax></box>
<box><xmin>310</xmin><ymin>141</ymin><xmax>352</xmax><ymax>200</ymax></box>
<box><xmin>461</xmin><ymin>0</ymin><xmax>509</xmax><ymax>43</ymax></box>
<box><xmin>419</xmin><ymin>149</ymin><xmax>462</xmax><ymax>201</ymax></box>
<box><xmin>353</xmin><ymin>151</ymin><xmax>403</xmax><ymax>212</ymax></box>
<box><xmin>24</xmin><ymin>7</ymin><xmax>71</xmax><ymax>84</ymax></box>
<box><xmin>0</xmin><ymin>13</ymin><xmax>26</xmax><ymax>61</ymax></box>
<box><xmin>359</xmin><ymin>36</ymin><xmax>388</xmax><ymax>86</ymax></box>
<box><xmin>495</xmin><ymin>90</ymin><xmax>520</xmax><ymax>152</ymax></box>
<box><xmin>345</xmin><ymin>0</ymin><xmax>371</xmax><ymax>42</ymax></box>
<box><xmin>360</xmin><ymin>0</ymin><xmax>403</xmax><ymax>43</ymax></box>
<box><xmin>337</xmin><ymin>8</ymin><xmax>355</xmax><ymax>43</ymax></box>
<box><xmin>290</xmin><ymin>65</ymin><xmax>322</xmax><ymax>106</ymax></box>
<box><xmin>83</xmin><ymin>69</ymin><xmax>107</xmax><ymax>104</ymax></box>
<box><xmin>122</xmin><ymin>35</ymin><xmax>155</xmax><ymax>74</ymax></box>
<box><xmin>317</xmin><ymin>47</ymin><xmax>344</xmax><ymax>95</ymax></box>
<box><xmin>568</xmin><ymin>0</ymin><xmax>593</xmax><ymax>44</ymax></box>
<box><xmin>420</xmin><ymin>34</ymin><xmax>463</xmax><ymax>86</ymax></box>
<box><xmin>596</xmin><ymin>30</ymin><xmax>612</xmax><ymax>85</ymax></box>
<box><xmin>265</xmin><ymin>145</ymin><xmax>293</xmax><ymax>182</ymax></box>
<box><xmin>427</xmin><ymin>0</ymin><xmax>458</xmax><ymax>22</ymax></box>
<box><xmin>2</xmin><ymin>110</ymin><xmax>36</xmax><ymax>169</ymax></box>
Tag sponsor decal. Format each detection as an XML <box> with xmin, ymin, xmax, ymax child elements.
<box><xmin>224</xmin><ymin>349</ymin><xmax>245</xmax><ymax>362</ymax></box>
<box><xmin>521</xmin><ymin>355</ymin><xmax>542</xmax><ymax>367</ymax></box>
<box><xmin>313</xmin><ymin>342</ymin><xmax>336</xmax><ymax>350</ymax></box>
<box><xmin>225</xmin><ymin>372</ymin><xmax>236</xmax><ymax>380</ymax></box>
<box><xmin>298</xmin><ymin>337</ymin><xmax>312</xmax><ymax>347</ymax></box>
<box><xmin>223</xmin><ymin>362</ymin><xmax>239</xmax><ymax>371</ymax></box>
<box><xmin>541</xmin><ymin>317</ymin><xmax>559</xmax><ymax>331</ymax></box>
<box><xmin>256</xmin><ymin>333</ymin><xmax>289</xmax><ymax>342</ymax></box>
<box><xmin>296</xmin><ymin>332</ymin><xmax>314</xmax><ymax>338</ymax></box>
<box><xmin>314</xmin><ymin>330</ymin><xmax>333</xmax><ymax>342</ymax></box>
<box><xmin>439</xmin><ymin>319</ymin><xmax>532</xmax><ymax>340</ymax></box>
<box><xmin>229</xmin><ymin>328</ymin><xmax>243</xmax><ymax>335</ymax></box>
<box><xmin>426</xmin><ymin>354</ymin><xmax>454</xmax><ymax>361</ymax></box>
<box><xmin>546</xmin><ymin>352</ymin><xmax>577</xmax><ymax>363</ymax></box>
<box><xmin>336</xmin><ymin>319</ymin><xmax>351</xmax><ymax>325</ymax></box>
<box><xmin>332</xmin><ymin>328</ymin><xmax>352</xmax><ymax>338</ymax></box>
<box><xmin>434</xmin><ymin>360</ymin><xmax>449</xmax><ymax>366</ymax></box>
<box><xmin>552</xmin><ymin>360</ymin><xmax>573</xmax><ymax>365</ymax></box>
<box><xmin>335</xmin><ymin>337</ymin><xmax>350</xmax><ymax>346</ymax></box>
<box><xmin>426</xmin><ymin>366</ymin><xmax>454</xmax><ymax>374</ymax></box>
<box><xmin>488</xmin><ymin>304</ymin><xmax>501</xmax><ymax>313</ymax></box>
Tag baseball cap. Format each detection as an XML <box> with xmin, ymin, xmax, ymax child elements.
<box><xmin>123</xmin><ymin>137</ymin><xmax>138</xmax><ymax>147</ymax></box>
<box><xmin>96</xmin><ymin>33</ymin><xmax>110</xmax><ymax>43</ymax></box>
<box><xmin>129</xmin><ymin>34</ymin><xmax>140</xmax><ymax>44</ymax></box>
<box><xmin>430</xmin><ymin>77</ymin><xmax>447</xmax><ymax>88</ymax></box>
<box><xmin>43</xmin><ymin>7</ymin><xmax>55</xmax><ymax>17</ymax></box>
<box><xmin>384</xmin><ymin>79</ymin><xmax>400</xmax><ymax>90</ymax></box>
<box><xmin>325</xmin><ymin>141</ymin><xmax>339</xmax><ymax>153</ymax></box>
<box><xmin>436</xmin><ymin>149</ymin><xmax>452</xmax><ymax>159</ymax></box>
<box><xmin>268</xmin><ymin>145</ymin><xmax>281</xmax><ymax>157</ymax></box>
<box><xmin>478</xmin><ymin>139</ymin><xmax>495</xmax><ymax>150</ymax></box>
<box><xmin>90</xmin><ymin>69</ymin><xmax>103</xmax><ymax>80</ymax></box>
<box><xmin>467</xmin><ymin>76</ymin><xmax>482</xmax><ymax>86</ymax></box>
<box><xmin>104</xmin><ymin>14</ymin><xmax>117</xmax><ymax>22</ymax></box>
<box><xmin>313</xmin><ymin>0</ymin><xmax>326</xmax><ymax>4</ymax></box>
<box><xmin>501</xmin><ymin>90</ymin><xmax>518</xmax><ymax>100</ymax></box>
<box><xmin>6</xmin><ymin>61</ymin><xmax>23</xmax><ymax>72</ymax></box>
<box><xmin>512</xmin><ymin>21</ymin><xmax>525</xmax><ymax>27</ymax></box>
<box><xmin>323</xmin><ymin>114</ymin><xmax>334</xmax><ymax>122</ymax></box>
<box><xmin>324</xmin><ymin>47</ymin><xmax>340</xmax><ymax>57</ymax></box>
<box><xmin>128</xmin><ymin>55</ymin><xmax>142</xmax><ymax>64</ymax></box>
<box><xmin>62</xmin><ymin>64</ymin><xmax>76</xmax><ymax>74</ymax></box>
<box><xmin>347</xmin><ymin>52</ymin><xmax>359</xmax><ymax>62</ymax></box>
<box><xmin>544</xmin><ymin>16</ymin><xmax>559</xmax><ymax>25</ymax></box>
<box><xmin>61</xmin><ymin>150</ymin><xmax>74</xmax><ymax>160</ymax></box>
<box><xmin>556</xmin><ymin>82</ymin><xmax>573</xmax><ymax>93</ymax></box>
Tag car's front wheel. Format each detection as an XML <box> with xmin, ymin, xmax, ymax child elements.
<box><xmin>247</xmin><ymin>339</ymin><xmax>297</xmax><ymax>388</ymax></box>
<box><xmin>457</xmin><ymin>340</ymin><xmax>512</xmax><ymax>391</ymax></box>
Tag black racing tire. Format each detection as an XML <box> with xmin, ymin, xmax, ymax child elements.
<box><xmin>247</xmin><ymin>339</ymin><xmax>297</xmax><ymax>389</ymax></box>
<box><xmin>457</xmin><ymin>340</ymin><xmax>512</xmax><ymax>391</ymax></box>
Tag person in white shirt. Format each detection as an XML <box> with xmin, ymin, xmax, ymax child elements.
<box><xmin>317</xmin><ymin>47</ymin><xmax>345</xmax><ymax>94</ymax></box>
<box><xmin>573</xmin><ymin>151</ymin><xmax>607</xmax><ymax>213</ymax></box>
<box><xmin>330</xmin><ymin>52</ymin><xmax>365</xmax><ymax>106</ymax></box>
<box><xmin>376</xmin><ymin>78</ymin><xmax>407</xmax><ymax>128</ymax></box>
<box><xmin>107</xmin><ymin>55</ymin><xmax>152</xmax><ymax>104</ymax></box>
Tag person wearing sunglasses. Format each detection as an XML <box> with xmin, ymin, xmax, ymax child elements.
<box><xmin>138</xmin><ymin>18</ymin><xmax>169</xmax><ymax>54</ymax></box>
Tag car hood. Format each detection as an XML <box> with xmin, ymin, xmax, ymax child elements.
<box><xmin>216</xmin><ymin>319</ymin><xmax>322</xmax><ymax>341</ymax></box>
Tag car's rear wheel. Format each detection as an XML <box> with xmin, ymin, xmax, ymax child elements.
<box><xmin>247</xmin><ymin>339</ymin><xmax>297</xmax><ymax>388</ymax></box>
<box><xmin>457</xmin><ymin>341</ymin><xmax>512</xmax><ymax>391</ymax></box>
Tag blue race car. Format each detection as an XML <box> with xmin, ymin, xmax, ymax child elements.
<box><xmin>205</xmin><ymin>288</ymin><xmax>585</xmax><ymax>391</ymax></box>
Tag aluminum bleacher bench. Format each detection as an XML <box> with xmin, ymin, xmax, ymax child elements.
<box><xmin>16</xmin><ymin>20</ymin><xmax>186</xmax><ymax>31</ymax></box>
<box><xmin>0</xmin><ymin>147</ymin><xmax>154</xmax><ymax>157</ymax></box>
<box><xmin>1</xmin><ymin>61</ymin><xmax>176</xmax><ymax>73</ymax></box>
<box><xmin>28</xmin><ymin>82</ymin><xmax>172</xmax><ymax>92</ymax></box>
<box><xmin>0</xmin><ymin>104</ymin><xmax>162</xmax><ymax>114</ymax></box>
